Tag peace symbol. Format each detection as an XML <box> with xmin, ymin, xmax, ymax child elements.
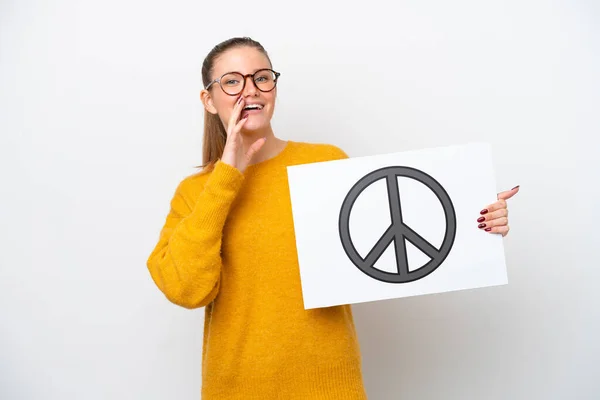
<box><xmin>338</xmin><ymin>166</ymin><xmax>456</xmax><ymax>283</ymax></box>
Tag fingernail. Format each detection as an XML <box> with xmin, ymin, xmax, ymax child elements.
<box><xmin>478</xmin><ymin>223</ymin><xmax>486</xmax><ymax>229</ymax></box>
<box><xmin>238</xmin><ymin>96</ymin><xmax>243</xmax><ymax>104</ymax></box>
<box><xmin>485</xmin><ymin>227</ymin><xmax>492</xmax><ymax>232</ymax></box>
<box><xmin>512</xmin><ymin>185</ymin><xmax>520</xmax><ymax>190</ymax></box>
<box><xmin>477</xmin><ymin>217</ymin><xmax>485</xmax><ymax>223</ymax></box>
<box><xmin>242</xmin><ymin>114</ymin><xmax>249</xmax><ymax>119</ymax></box>
<box><xmin>480</xmin><ymin>209</ymin><xmax>488</xmax><ymax>215</ymax></box>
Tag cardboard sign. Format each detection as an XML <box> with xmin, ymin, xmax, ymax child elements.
<box><xmin>287</xmin><ymin>143</ymin><xmax>507</xmax><ymax>309</ymax></box>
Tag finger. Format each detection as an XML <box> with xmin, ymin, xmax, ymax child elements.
<box><xmin>478</xmin><ymin>216</ymin><xmax>508</xmax><ymax>230</ymax></box>
<box><xmin>228</xmin><ymin>95</ymin><xmax>246</xmax><ymax>132</ymax></box>
<box><xmin>497</xmin><ymin>185</ymin><xmax>520</xmax><ymax>201</ymax></box>
<box><xmin>483</xmin><ymin>225</ymin><xmax>510</xmax><ymax>236</ymax></box>
<box><xmin>480</xmin><ymin>199</ymin><xmax>507</xmax><ymax>215</ymax></box>
<box><xmin>477</xmin><ymin>208</ymin><xmax>507</xmax><ymax>224</ymax></box>
<box><xmin>245</xmin><ymin>137</ymin><xmax>267</xmax><ymax>162</ymax></box>
<box><xmin>232</xmin><ymin>114</ymin><xmax>249</xmax><ymax>134</ymax></box>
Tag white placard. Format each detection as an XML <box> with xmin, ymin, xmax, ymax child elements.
<box><xmin>287</xmin><ymin>143</ymin><xmax>507</xmax><ymax>309</ymax></box>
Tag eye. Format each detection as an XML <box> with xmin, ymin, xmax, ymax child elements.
<box><xmin>255</xmin><ymin>72</ymin><xmax>273</xmax><ymax>83</ymax></box>
<box><xmin>256</xmin><ymin>75</ymin><xmax>269</xmax><ymax>82</ymax></box>
<box><xmin>221</xmin><ymin>72</ymin><xmax>243</xmax><ymax>87</ymax></box>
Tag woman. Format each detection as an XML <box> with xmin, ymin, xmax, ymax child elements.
<box><xmin>147</xmin><ymin>37</ymin><xmax>518</xmax><ymax>399</ymax></box>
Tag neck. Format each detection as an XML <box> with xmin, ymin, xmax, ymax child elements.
<box><xmin>240</xmin><ymin>124</ymin><xmax>286</xmax><ymax>165</ymax></box>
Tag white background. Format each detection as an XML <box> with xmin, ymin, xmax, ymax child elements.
<box><xmin>1</xmin><ymin>0</ymin><xmax>598</xmax><ymax>399</ymax></box>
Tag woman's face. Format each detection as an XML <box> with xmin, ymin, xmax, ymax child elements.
<box><xmin>201</xmin><ymin>46</ymin><xmax>277</xmax><ymax>134</ymax></box>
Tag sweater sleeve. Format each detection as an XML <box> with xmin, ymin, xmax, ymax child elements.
<box><xmin>326</xmin><ymin>144</ymin><xmax>350</xmax><ymax>161</ymax></box>
<box><xmin>146</xmin><ymin>161</ymin><xmax>244</xmax><ymax>309</ymax></box>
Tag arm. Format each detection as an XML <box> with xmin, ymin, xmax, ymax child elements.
<box><xmin>146</xmin><ymin>161</ymin><xmax>244</xmax><ymax>309</ymax></box>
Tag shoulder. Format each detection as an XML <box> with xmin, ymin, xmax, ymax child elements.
<box><xmin>288</xmin><ymin>140</ymin><xmax>349</xmax><ymax>163</ymax></box>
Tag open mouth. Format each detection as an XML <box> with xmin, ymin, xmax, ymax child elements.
<box><xmin>244</xmin><ymin>104</ymin><xmax>263</xmax><ymax>111</ymax></box>
<box><xmin>241</xmin><ymin>104</ymin><xmax>264</xmax><ymax>117</ymax></box>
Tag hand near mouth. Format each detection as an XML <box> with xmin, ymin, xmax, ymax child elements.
<box><xmin>220</xmin><ymin>96</ymin><xmax>267</xmax><ymax>173</ymax></box>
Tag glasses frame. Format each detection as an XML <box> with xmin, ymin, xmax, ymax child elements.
<box><xmin>205</xmin><ymin>68</ymin><xmax>281</xmax><ymax>96</ymax></box>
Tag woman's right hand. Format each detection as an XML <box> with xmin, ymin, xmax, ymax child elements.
<box><xmin>220</xmin><ymin>96</ymin><xmax>267</xmax><ymax>173</ymax></box>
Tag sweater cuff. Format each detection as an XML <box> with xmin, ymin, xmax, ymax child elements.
<box><xmin>185</xmin><ymin>160</ymin><xmax>244</xmax><ymax>232</ymax></box>
<box><xmin>209</xmin><ymin>160</ymin><xmax>244</xmax><ymax>191</ymax></box>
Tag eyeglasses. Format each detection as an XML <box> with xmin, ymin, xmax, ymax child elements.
<box><xmin>205</xmin><ymin>68</ymin><xmax>281</xmax><ymax>96</ymax></box>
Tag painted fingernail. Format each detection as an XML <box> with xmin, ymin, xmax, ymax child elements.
<box><xmin>478</xmin><ymin>223</ymin><xmax>486</xmax><ymax>229</ymax></box>
<box><xmin>238</xmin><ymin>96</ymin><xmax>243</xmax><ymax>104</ymax></box>
<box><xmin>512</xmin><ymin>185</ymin><xmax>520</xmax><ymax>190</ymax></box>
<box><xmin>485</xmin><ymin>227</ymin><xmax>492</xmax><ymax>232</ymax></box>
<box><xmin>242</xmin><ymin>114</ymin><xmax>249</xmax><ymax>119</ymax></box>
<box><xmin>480</xmin><ymin>209</ymin><xmax>488</xmax><ymax>215</ymax></box>
<box><xmin>477</xmin><ymin>217</ymin><xmax>485</xmax><ymax>223</ymax></box>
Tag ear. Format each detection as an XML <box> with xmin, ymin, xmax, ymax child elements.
<box><xmin>200</xmin><ymin>89</ymin><xmax>218</xmax><ymax>115</ymax></box>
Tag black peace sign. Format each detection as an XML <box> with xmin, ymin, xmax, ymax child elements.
<box><xmin>339</xmin><ymin>166</ymin><xmax>456</xmax><ymax>283</ymax></box>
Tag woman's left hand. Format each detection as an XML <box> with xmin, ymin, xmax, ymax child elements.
<box><xmin>477</xmin><ymin>186</ymin><xmax>520</xmax><ymax>237</ymax></box>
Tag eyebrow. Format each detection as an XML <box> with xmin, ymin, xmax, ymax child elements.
<box><xmin>215</xmin><ymin>67</ymin><xmax>272</xmax><ymax>77</ymax></box>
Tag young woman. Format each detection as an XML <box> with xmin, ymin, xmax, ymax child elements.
<box><xmin>147</xmin><ymin>37</ymin><xmax>518</xmax><ymax>400</ymax></box>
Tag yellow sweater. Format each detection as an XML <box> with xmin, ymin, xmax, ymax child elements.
<box><xmin>147</xmin><ymin>141</ymin><xmax>367</xmax><ymax>399</ymax></box>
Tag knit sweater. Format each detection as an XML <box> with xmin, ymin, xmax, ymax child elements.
<box><xmin>147</xmin><ymin>141</ymin><xmax>367</xmax><ymax>399</ymax></box>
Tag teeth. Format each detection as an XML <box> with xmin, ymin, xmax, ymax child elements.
<box><xmin>244</xmin><ymin>104</ymin><xmax>263</xmax><ymax>110</ymax></box>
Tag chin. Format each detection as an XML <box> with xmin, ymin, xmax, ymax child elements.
<box><xmin>242</xmin><ymin>119</ymin><xmax>269</xmax><ymax>133</ymax></box>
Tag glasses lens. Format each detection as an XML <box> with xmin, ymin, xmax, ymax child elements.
<box><xmin>220</xmin><ymin>72</ymin><xmax>245</xmax><ymax>95</ymax></box>
<box><xmin>254</xmin><ymin>69</ymin><xmax>277</xmax><ymax>92</ymax></box>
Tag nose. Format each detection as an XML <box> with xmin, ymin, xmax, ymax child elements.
<box><xmin>241</xmin><ymin>75</ymin><xmax>259</xmax><ymax>97</ymax></box>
